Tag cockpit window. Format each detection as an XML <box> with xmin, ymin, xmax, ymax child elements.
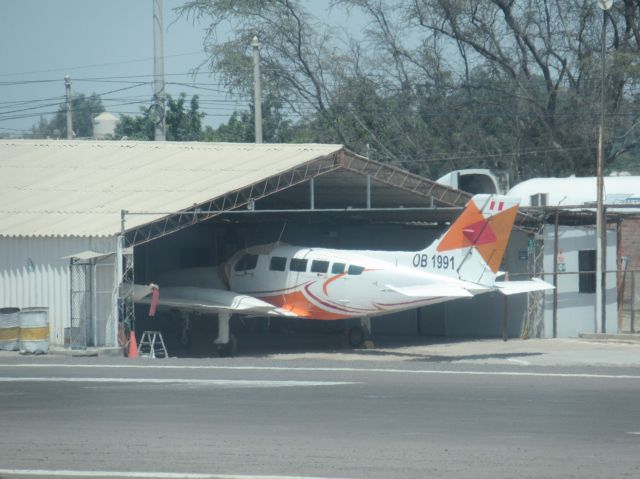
<box><xmin>269</xmin><ymin>256</ymin><xmax>287</xmax><ymax>271</ymax></box>
<box><xmin>311</xmin><ymin>260</ymin><xmax>329</xmax><ymax>273</ymax></box>
<box><xmin>234</xmin><ymin>254</ymin><xmax>258</xmax><ymax>272</ymax></box>
<box><xmin>347</xmin><ymin>265</ymin><xmax>365</xmax><ymax>275</ymax></box>
<box><xmin>289</xmin><ymin>258</ymin><xmax>308</xmax><ymax>272</ymax></box>
<box><xmin>331</xmin><ymin>262</ymin><xmax>346</xmax><ymax>274</ymax></box>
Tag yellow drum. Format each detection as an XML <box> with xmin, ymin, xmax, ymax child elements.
<box><xmin>0</xmin><ymin>307</ymin><xmax>20</xmax><ymax>351</ymax></box>
<box><xmin>19</xmin><ymin>307</ymin><xmax>49</xmax><ymax>354</ymax></box>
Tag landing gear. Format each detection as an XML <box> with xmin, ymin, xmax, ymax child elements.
<box><xmin>347</xmin><ymin>316</ymin><xmax>373</xmax><ymax>349</ymax></box>
<box><xmin>213</xmin><ymin>312</ymin><xmax>237</xmax><ymax>357</ymax></box>
<box><xmin>347</xmin><ymin>326</ymin><xmax>365</xmax><ymax>348</ymax></box>
<box><xmin>179</xmin><ymin>311</ymin><xmax>192</xmax><ymax>346</ymax></box>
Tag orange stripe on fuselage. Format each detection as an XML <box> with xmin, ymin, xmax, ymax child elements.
<box><xmin>323</xmin><ymin>273</ymin><xmax>346</xmax><ymax>295</ymax></box>
<box><xmin>260</xmin><ymin>291</ymin><xmax>348</xmax><ymax>320</ymax></box>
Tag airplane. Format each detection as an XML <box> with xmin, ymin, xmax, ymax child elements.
<box><xmin>134</xmin><ymin>194</ymin><xmax>553</xmax><ymax>356</ymax></box>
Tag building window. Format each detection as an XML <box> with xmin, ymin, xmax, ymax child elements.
<box><xmin>290</xmin><ymin>258</ymin><xmax>308</xmax><ymax>272</ymax></box>
<box><xmin>269</xmin><ymin>256</ymin><xmax>287</xmax><ymax>271</ymax></box>
<box><xmin>578</xmin><ymin>250</ymin><xmax>596</xmax><ymax>293</ymax></box>
<box><xmin>311</xmin><ymin>260</ymin><xmax>329</xmax><ymax>273</ymax></box>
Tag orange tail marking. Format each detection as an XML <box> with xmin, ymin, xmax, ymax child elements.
<box><xmin>476</xmin><ymin>205</ymin><xmax>518</xmax><ymax>272</ymax></box>
<box><xmin>437</xmin><ymin>203</ymin><xmax>519</xmax><ymax>273</ymax></box>
<box><xmin>436</xmin><ymin>201</ymin><xmax>485</xmax><ymax>252</ymax></box>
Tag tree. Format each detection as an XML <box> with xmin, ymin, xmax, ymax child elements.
<box><xmin>202</xmin><ymin>93</ymin><xmax>301</xmax><ymax>143</ymax></box>
<box><xmin>114</xmin><ymin>106</ymin><xmax>154</xmax><ymax>140</ymax></box>
<box><xmin>179</xmin><ymin>0</ymin><xmax>640</xmax><ymax>179</ymax></box>
<box><xmin>166</xmin><ymin>93</ymin><xmax>205</xmax><ymax>141</ymax></box>
<box><xmin>31</xmin><ymin>93</ymin><xmax>104</xmax><ymax>139</ymax></box>
<box><xmin>114</xmin><ymin>93</ymin><xmax>204</xmax><ymax>141</ymax></box>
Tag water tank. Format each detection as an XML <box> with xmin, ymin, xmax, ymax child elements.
<box><xmin>93</xmin><ymin>112</ymin><xmax>119</xmax><ymax>140</ymax></box>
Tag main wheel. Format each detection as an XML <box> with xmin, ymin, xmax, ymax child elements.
<box><xmin>214</xmin><ymin>333</ymin><xmax>237</xmax><ymax>357</ymax></box>
<box><xmin>347</xmin><ymin>326</ymin><xmax>365</xmax><ymax>348</ymax></box>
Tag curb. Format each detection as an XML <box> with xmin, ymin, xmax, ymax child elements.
<box><xmin>579</xmin><ymin>333</ymin><xmax>640</xmax><ymax>343</ymax></box>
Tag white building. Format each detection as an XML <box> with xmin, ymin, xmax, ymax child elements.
<box><xmin>508</xmin><ymin>176</ymin><xmax>640</xmax><ymax>337</ymax></box>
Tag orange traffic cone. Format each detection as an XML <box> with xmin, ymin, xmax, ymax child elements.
<box><xmin>128</xmin><ymin>330</ymin><xmax>138</xmax><ymax>359</ymax></box>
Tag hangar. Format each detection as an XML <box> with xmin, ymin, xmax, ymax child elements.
<box><xmin>0</xmin><ymin>140</ymin><xmax>537</xmax><ymax>353</ymax></box>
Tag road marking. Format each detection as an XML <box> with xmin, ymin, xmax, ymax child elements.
<box><xmin>0</xmin><ymin>470</ymin><xmax>346</xmax><ymax>479</ymax></box>
<box><xmin>626</xmin><ymin>431</ymin><xmax>640</xmax><ymax>435</ymax></box>
<box><xmin>0</xmin><ymin>377</ymin><xmax>357</xmax><ymax>388</ymax></box>
<box><xmin>506</xmin><ymin>358</ymin><xmax>531</xmax><ymax>366</ymax></box>
<box><xmin>3</xmin><ymin>363</ymin><xmax>640</xmax><ymax>380</ymax></box>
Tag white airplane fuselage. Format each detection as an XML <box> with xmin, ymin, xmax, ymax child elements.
<box><xmin>227</xmin><ymin>243</ymin><xmax>476</xmax><ymax>320</ymax></box>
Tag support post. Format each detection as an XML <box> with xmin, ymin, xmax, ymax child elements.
<box><xmin>366</xmin><ymin>175</ymin><xmax>371</xmax><ymax>209</ymax></box>
<box><xmin>595</xmin><ymin>2</ymin><xmax>611</xmax><ymax>333</ymax></box>
<box><xmin>502</xmin><ymin>295</ymin><xmax>509</xmax><ymax>341</ymax></box>
<box><xmin>252</xmin><ymin>36</ymin><xmax>262</xmax><ymax>143</ymax></box>
<box><xmin>632</xmin><ymin>272</ymin><xmax>636</xmax><ymax>334</ymax></box>
<box><xmin>65</xmin><ymin>76</ymin><xmax>72</xmax><ymax>139</ymax></box>
<box><xmin>153</xmin><ymin>0</ymin><xmax>166</xmax><ymax>141</ymax></box>
<box><xmin>616</xmin><ymin>219</ymin><xmax>623</xmax><ymax>332</ymax></box>
<box><xmin>553</xmin><ymin>210</ymin><xmax>559</xmax><ymax>338</ymax></box>
<box><xmin>310</xmin><ymin>177</ymin><xmax>315</xmax><ymax>210</ymax></box>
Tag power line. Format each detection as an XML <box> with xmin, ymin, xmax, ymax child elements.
<box><xmin>0</xmin><ymin>51</ymin><xmax>205</xmax><ymax>78</ymax></box>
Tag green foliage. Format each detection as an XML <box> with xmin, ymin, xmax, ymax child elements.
<box><xmin>202</xmin><ymin>93</ymin><xmax>302</xmax><ymax>143</ymax></box>
<box><xmin>114</xmin><ymin>107</ymin><xmax>154</xmax><ymax>141</ymax></box>
<box><xmin>31</xmin><ymin>93</ymin><xmax>104</xmax><ymax>139</ymax></box>
<box><xmin>166</xmin><ymin>93</ymin><xmax>205</xmax><ymax>141</ymax></box>
<box><xmin>114</xmin><ymin>94</ymin><xmax>205</xmax><ymax>141</ymax></box>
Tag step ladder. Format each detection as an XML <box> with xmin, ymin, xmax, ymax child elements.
<box><xmin>137</xmin><ymin>331</ymin><xmax>168</xmax><ymax>358</ymax></box>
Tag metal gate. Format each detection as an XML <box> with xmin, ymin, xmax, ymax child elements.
<box><xmin>69</xmin><ymin>252</ymin><xmax>118</xmax><ymax>349</ymax></box>
<box><xmin>70</xmin><ymin>259</ymin><xmax>91</xmax><ymax>349</ymax></box>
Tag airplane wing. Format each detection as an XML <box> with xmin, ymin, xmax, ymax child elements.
<box><xmin>135</xmin><ymin>285</ymin><xmax>296</xmax><ymax>317</ymax></box>
<box><xmin>385</xmin><ymin>284</ymin><xmax>474</xmax><ymax>298</ymax></box>
<box><xmin>494</xmin><ymin>278</ymin><xmax>555</xmax><ymax>296</ymax></box>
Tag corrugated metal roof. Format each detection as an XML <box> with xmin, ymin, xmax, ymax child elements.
<box><xmin>0</xmin><ymin>140</ymin><xmax>343</xmax><ymax>238</ymax></box>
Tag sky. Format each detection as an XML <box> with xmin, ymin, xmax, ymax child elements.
<box><xmin>0</xmin><ymin>0</ymin><xmax>350</xmax><ymax>136</ymax></box>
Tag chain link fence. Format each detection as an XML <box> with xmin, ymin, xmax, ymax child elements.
<box><xmin>619</xmin><ymin>269</ymin><xmax>639</xmax><ymax>333</ymax></box>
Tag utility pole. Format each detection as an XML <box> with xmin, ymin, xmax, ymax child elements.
<box><xmin>596</xmin><ymin>0</ymin><xmax>612</xmax><ymax>333</ymax></box>
<box><xmin>65</xmin><ymin>75</ymin><xmax>73</xmax><ymax>139</ymax></box>
<box><xmin>153</xmin><ymin>0</ymin><xmax>166</xmax><ymax>141</ymax></box>
<box><xmin>252</xmin><ymin>36</ymin><xmax>263</xmax><ymax>143</ymax></box>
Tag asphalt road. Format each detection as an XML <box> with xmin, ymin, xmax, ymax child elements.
<box><xmin>0</xmin><ymin>346</ymin><xmax>639</xmax><ymax>479</ymax></box>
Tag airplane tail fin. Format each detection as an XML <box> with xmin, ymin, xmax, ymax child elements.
<box><xmin>423</xmin><ymin>194</ymin><xmax>520</xmax><ymax>286</ymax></box>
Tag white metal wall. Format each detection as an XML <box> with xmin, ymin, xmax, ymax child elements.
<box><xmin>543</xmin><ymin>226</ymin><xmax>617</xmax><ymax>337</ymax></box>
<box><xmin>0</xmin><ymin>236</ymin><xmax>118</xmax><ymax>347</ymax></box>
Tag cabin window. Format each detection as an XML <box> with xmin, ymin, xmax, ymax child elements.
<box><xmin>290</xmin><ymin>258</ymin><xmax>308</xmax><ymax>272</ymax></box>
<box><xmin>578</xmin><ymin>250</ymin><xmax>596</xmax><ymax>293</ymax></box>
<box><xmin>348</xmin><ymin>265</ymin><xmax>365</xmax><ymax>275</ymax></box>
<box><xmin>269</xmin><ymin>256</ymin><xmax>287</xmax><ymax>271</ymax></box>
<box><xmin>234</xmin><ymin>254</ymin><xmax>258</xmax><ymax>272</ymax></box>
<box><xmin>331</xmin><ymin>262</ymin><xmax>346</xmax><ymax>274</ymax></box>
<box><xmin>311</xmin><ymin>260</ymin><xmax>329</xmax><ymax>273</ymax></box>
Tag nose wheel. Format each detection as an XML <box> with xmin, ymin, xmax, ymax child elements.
<box><xmin>347</xmin><ymin>316</ymin><xmax>373</xmax><ymax>349</ymax></box>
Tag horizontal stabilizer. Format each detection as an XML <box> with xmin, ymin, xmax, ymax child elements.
<box><xmin>385</xmin><ymin>284</ymin><xmax>474</xmax><ymax>299</ymax></box>
<box><xmin>495</xmin><ymin>278</ymin><xmax>555</xmax><ymax>296</ymax></box>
